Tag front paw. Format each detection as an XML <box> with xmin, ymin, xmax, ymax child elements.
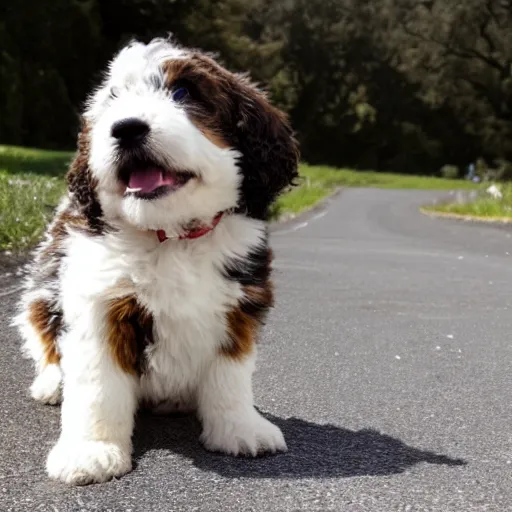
<box><xmin>201</xmin><ymin>410</ymin><xmax>287</xmax><ymax>457</ymax></box>
<box><xmin>30</xmin><ymin>364</ymin><xmax>62</xmax><ymax>405</ymax></box>
<box><xmin>47</xmin><ymin>439</ymin><xmax>131</xmax><ymax>485</ymax></box>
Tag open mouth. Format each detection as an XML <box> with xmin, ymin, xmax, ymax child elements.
<box><xmin>119</xmin><ymin>160</ymin><xmax>196</xmax><ymax>200</ymax></box>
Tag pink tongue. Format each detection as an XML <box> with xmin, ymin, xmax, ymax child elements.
<box><xmin>128</xmin><ymin>167</ymin><xmax>176</xmax><ymax>193</ymax></box>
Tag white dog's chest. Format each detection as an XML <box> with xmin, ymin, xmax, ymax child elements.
<box><xmin>63</xmin><ymin>217</ymin><xmax>264</xmax><ymax>405</ymax></box>
<box><xmin>130</xmin><ymin>246</ymin><xmax>242</xmax><ymax>403</ymax></box>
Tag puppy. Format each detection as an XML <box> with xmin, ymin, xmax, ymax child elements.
<box><xmin>14</xmin><ymin>38</ymin><xmax>298</xmax><ymax>485</ymax></box>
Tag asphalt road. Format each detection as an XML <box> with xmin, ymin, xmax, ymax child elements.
<box><xmin>2</xmin><ymin>188</ymin><xmax>512</xmax><ymax>511</ymax></box>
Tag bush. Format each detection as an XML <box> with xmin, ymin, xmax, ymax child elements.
<box><xmin>494</xmin><ymin>159</ymin><xmax>512</xmax><ymax>182</ymax></box>
<box><xmin>440</xmin><ymin>165</ymin><xmax>459</xmax><ymax>179</ymax></box>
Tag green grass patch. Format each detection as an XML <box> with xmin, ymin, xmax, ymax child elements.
<box><xmin>272</xmin><ymin>164</ymin><xmax>479</xmax><ymax>219</ymax></box>
<box><xmin>0</xmin><ymin>145</ymin><xmax>72</xmax><ymax>176</ymax></box>
<box><xmin>0</xmin><ymin>145</ymin><xmax>72</xmax><ymax>251</ymax></box>
<box><xmin>423</xmin><ymin>183</ymin><xmax>512</xmax><ymax>222</ymax></box>
<box><xmin>271</xmin><ymin>179</ymin><xmax>332</xmax><ymax>218</ymax></box>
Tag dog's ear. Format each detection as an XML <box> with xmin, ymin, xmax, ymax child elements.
<box><xmin>173</xmin><ymin>54</ymin><xmax>298</xmax><ymax>219</ymax></box>
<box><xmin>66</xmin><ymin>122</ymin><xmax>105</xmax><ymax>233</ymax></box>
<box><xmin>230</xmin><ymin>79</ymin><xmax>300</xmax><ymax>220</ymax></box>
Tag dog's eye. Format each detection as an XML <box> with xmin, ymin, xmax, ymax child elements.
<box><xmin>172</xmin><ymin>87</ymin><xmax>189</xmax><ymax>102</ymax></box>
<box><xmin>110</xmin><ymin>87</ymin><xmax>119</xmax><ymax>99</ymax></box>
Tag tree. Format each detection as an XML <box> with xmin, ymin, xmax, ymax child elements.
<box><xmin>1</xmin><ymin>0</ymin><xmax>512</xmax><ymax>172</ymax></box>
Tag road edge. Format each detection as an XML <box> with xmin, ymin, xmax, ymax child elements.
<box><xmin>420</xmin><ymin>207</ymin><xmax>512</xmax><ymax>226</ymax></box>
<box><xmin>270</xmin><ymin>187</ymin><xmax>341</xmax><ymax>233</ymax></box>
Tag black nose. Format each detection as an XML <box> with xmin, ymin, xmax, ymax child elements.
<box><xmin>111</xmin><ymin>118</ymin><xmax>149</xmax><ymax>146</ymax></box>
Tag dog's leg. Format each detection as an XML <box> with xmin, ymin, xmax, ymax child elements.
<box><xmin>198</xmin><ymin>349</ymin><xmax>286</xmax><ymax>456</ymax></box>
<box><xmin>15</xmin><ymin>298</ymin><xmax>63</xmax><ymax>405</ymax></box>
<box><xmin>30</xmin><ymin>363</ymin><xmax>62</xmax><ymax>405</ymax></box>
<box><xmin>46</xmin><ymin>323</ymin><xmax>138</xmax><ymax>485</ymax></box>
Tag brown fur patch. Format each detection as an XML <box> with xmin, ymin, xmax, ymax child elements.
<box><xmin>221</xmin><ymin>280</ymin><xmax>274</xmax><ymax>360</ymax></box>
<box><xmin>243</xmin><ymin>282</ymin><xmax>274</xmax><ymax>309</ymax></box>
<box><xmin>223</xmin><ymin>307</ymin><xmax>259</xmax><ymax>360</ymax></box>
<box><xmin>106</xmin><ymin>295</ymin><xmax>154</xmax><ymax>375</ymax></box>
<box><xmin>28</xmin><ymin>299</ymin><xmax>62</xmax><ymax>366</ymax></box>
<box><xmin>195</xmin><ymin>125</ymin><xmax>231</xmax><ymax>149</ymax></box>
<box><xmin>162</xmin><ymin>56</ymin><xmax>233</xmax><ymax>150</ymax></box>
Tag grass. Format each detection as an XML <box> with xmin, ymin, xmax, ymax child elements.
<box><xmin>0</xmin><ymin>145</ymin><xmax>72</xmax><ymax>176</ymax></box>
<box><xmin>0</xmin><ymin>145</ymin><xmax>72</xmax><ymax>251</ymax></box>
<box><xmin>0</xmin><ymin>145</ymin><xmax>480</xmax><ymax>252</ymax></box>
<box><xmin>271</xmin><ymin>164</ymin><xmax>479</xmax><ymax>218</ymax></box>
<box><xmin>422</xmin><ymin>183</ymin><xmax>512</xmax><ymax>222</ymax></box>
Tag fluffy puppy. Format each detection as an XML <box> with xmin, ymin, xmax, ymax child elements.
<box><xmin>14</xmin><ymin>38</ymin><xmax>298</xmax><ymax>485</ymax></box>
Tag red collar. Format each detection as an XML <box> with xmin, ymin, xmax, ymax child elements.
<box><xmin>156</xmin><ymin>212</ymin><xmax>224</xmax><ymax>243</ymax></box>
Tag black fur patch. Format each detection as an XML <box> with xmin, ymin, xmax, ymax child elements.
<box><xmin>66</xmin><ymin>123</ymin><xmax>106</xmax><ymax>235</ymax></box>
<box><xmin>229</xmin><ymin>94</ymin><xmax>299</xmax><ymax>220</ymax></box>
<box><xmin>223</xmin><ymin>236</ymin><xmax>272</xmax><ymax>287</ymax></box>
<box><xmin>221</xmin><ymin>238</ymin><xmax>274</xmax><ymax>359</ymax></box>
<box><xmin>222</xmin><ymin>235</ymin><xmax>275</xmax><ymax>346</ymax></box>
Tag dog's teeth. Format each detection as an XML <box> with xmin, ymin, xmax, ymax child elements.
<box><xmin>125</xmin><ymin>187</ymin><xmax>142</xmax><ymax>193</ymax></box>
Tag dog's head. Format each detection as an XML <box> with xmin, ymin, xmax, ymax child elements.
<box><xmin>68</xmin><ymin>38</ymin><xmax>298</xmax><ymax>234</ymax></box>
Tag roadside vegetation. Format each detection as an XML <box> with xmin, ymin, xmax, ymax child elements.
<box><xmin>1</xmin><ymin>145</ymin><xmax>485</xmax><ymax>251</ymax></box>
<box><xmin>0</xmin><ymin>146</ymin><xmax>71</xmax><ymax>251</ymax></box>
<box><xmin>271</xmin><ymin>165</ymin><xmax>479</xmax><ymax>218</ymax></box>
<box><xmin>3</xmin><ymin>0</ymin><xmax>512</xmax><ymax>247</ymax></box>
<box><xmin>422</xmin><ymin>184</ymin><xmax>512</xmax><ymax>223</ymax></box>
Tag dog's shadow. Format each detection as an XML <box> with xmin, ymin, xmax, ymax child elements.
<box><xmin>133</xmin><ymin>411</ymin><xmax>465</xmax><ymax>479</ymax></box>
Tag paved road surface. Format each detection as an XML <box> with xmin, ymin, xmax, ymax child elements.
<box><xmin>1</xmin><ymin>189</ymin><xmax>512</xmax><ymax>511</ymax></box>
